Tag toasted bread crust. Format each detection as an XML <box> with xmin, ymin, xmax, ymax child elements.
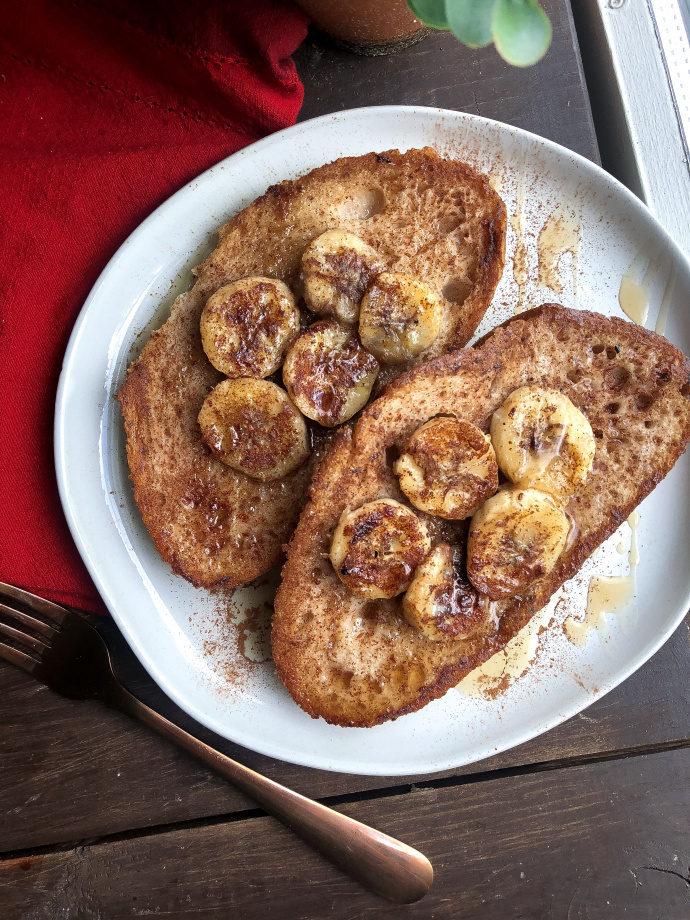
<box><xmin>272</xmin><ymin>305</ymin><xmax>690</xmax><ymax>727</ymax></box>
<box><xmin>117</xmin><ymin>148</ymin><xmax>506</xmax><ymax>588</ymax></box>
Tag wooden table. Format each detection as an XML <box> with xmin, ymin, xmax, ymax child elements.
<box><xmin>3</xmin><ymin>4</ymin><xmax>690</xmax><ymax>916</ymax></box>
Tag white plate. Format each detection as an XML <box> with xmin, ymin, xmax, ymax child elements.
<box><xmin>55</xmin><ymin>106</ymin><xmax>690</xmax><ymax>776</ymax></box>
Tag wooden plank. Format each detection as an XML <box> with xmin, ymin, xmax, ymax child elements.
<box><xmin>3</xmin><ymin>746</ymin><xmax>689</xmax><ymax>918</ymax></box>
<box><xmin>294</xmin><ymin>0</ymin><xmax>599</xmax><ymax>163</ymax></box>
<box><xmin>1</xmin><ymin>612</ymin><xmax>688</xmax><ymax>853</ymax></box>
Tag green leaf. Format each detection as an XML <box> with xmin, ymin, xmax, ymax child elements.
<box><xmin>446</xmin><ymin>0</ymin><xmax>496</xmax><ymax>48</ymax></box>
<box><xmin>406</xmin><ymin>0</ymin><xmax>450</xmax><ymax>29</ymax></box>
<box><xmin>491</xmin><ymin>0</ymin><xmax>552</xmax><ymax>67</ymax></box>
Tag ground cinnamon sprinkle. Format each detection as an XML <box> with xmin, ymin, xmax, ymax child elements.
<box><xmin>194</xmin><ymin>570</ymin><xmax>279</xmax><ymax>697</ymax></box>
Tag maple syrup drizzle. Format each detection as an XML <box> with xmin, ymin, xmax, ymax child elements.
<box><xmin>564</xmin><ymin>511</ymin><xmax>640</xmax><ymax>647</ymax></box>
<box><xmin>457</xmin><ymin>602</ymin><xmax>551</xmax><ymax>699</ymax></box>
<box><xmin>537</xmin><ymin>206</ymin><xmax>580</xmax><ymax>305</ymax></box>
<box><xmin>511</xmin><ymin>173</ymin><xmax>528</xmax><ymax>313</ymax></box>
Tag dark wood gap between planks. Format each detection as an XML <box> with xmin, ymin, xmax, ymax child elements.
<box><xmin>4</xmin><ymin>735</ymin><xmax>690</xmax><ymax>866</ymax></box>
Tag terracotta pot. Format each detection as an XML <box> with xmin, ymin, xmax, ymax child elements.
<box><xmin>294</xmin><ymin>0</ymin><xmax>429</xmax><ymax>55</ymax></box>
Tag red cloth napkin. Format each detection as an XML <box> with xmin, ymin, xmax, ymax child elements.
<box><xmin>0</xmin><ymin>0</ymin><xmax>308</xmax><ymax>613</ymax></box>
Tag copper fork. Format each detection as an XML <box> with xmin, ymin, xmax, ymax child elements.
<box><xmin>0</xmin><ymin>581</ymin><xmax>433</xmax><ymax>903</ymax></box>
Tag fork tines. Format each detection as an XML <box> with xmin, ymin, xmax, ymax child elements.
<box><xmin>0</xmin><ymin>581</ymin><xmax>69</xmax><ymax>623</ymax></box>
<box><xmin>0</xmin><ymin>581</ymin><xmax>66</xmax><ymax>671</ymax></box>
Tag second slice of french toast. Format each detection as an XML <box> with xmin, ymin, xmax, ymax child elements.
<box><xmin>272</xmin><ymin>305</ymin><xmax>690</xmax><ymax>727</ymax></box>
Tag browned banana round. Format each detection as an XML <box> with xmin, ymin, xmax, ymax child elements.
<box><xmin>467</xmin><ymin>488</ymin><xmax>570</xmax><ymax>600</ymax></box>
<box><xmin>359</xmin><ymin>272</ymin><xmax>443</xmax><ymax>364</ymax></box>
<box><xmin>330</xmin><ymin>499</ymin><xmax>431</xmax><ymax>599</ymax></box>
<box><xmin>301</xmin><ymin>230</ymin><xmax>386</xmax><ymax>324</ymax></box>
<box><xmin>403</xmin><ymin>543</ymin><xmax>489</xmax><ymax>641</ymax></box>
<box><xmin>198</xmin><ymin>378</ymin><xmax>309</xmax><ymax>481</ymax></box>
<box><xmin>282</xmin><ymin>320</ymin><xmax>379</xmax><ymax>427</ymax></box>
<box><xmin>490</xmin><ymin>386</ymin><xmax>596</xmax><ymax>504</ymax></box>
<box><xmin>200</xmin><ymin>277</ymin><xmax>300</xmax><ymax>379</ymax></box>
<box><xmin>395</xmin><ymin>417</ymin><xmax>499</xmax><ymax>519</ymax></box>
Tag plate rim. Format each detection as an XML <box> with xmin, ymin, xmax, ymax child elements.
<box><xmin>55</xmin><ymin>104</ymin><xmax>690</xmax><ymax>775</ymax></box>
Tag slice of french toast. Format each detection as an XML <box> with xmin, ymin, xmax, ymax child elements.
<box><xmin>118</xmin><ymin>148</ymin><xmax>506</xmax><ymax>588</ymax></box>
<box><xmin>272</xmin><ymin>305</ymin><xmax>690</xmax><ymax>727</ymax></box>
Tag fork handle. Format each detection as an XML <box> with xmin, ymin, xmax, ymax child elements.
<box><xmin>108</xmin><ymin>683</ymin><xmax>432</xmax><ymax>903</ymax></box>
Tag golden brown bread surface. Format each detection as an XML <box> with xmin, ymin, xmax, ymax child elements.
<box><xmin>117</xmin><ymin>148</ymin><xmax>506</xmax><ymax>588</ymax></box>
<box><xmin>272</xmin><ymin>305</ymin><xmax>690</xmax><ymax>727</ymax></box>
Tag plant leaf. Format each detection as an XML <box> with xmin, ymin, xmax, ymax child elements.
<box><xmin>446</xmin><ymin>0</ymin><xmax>496</xmax><ymax>48</ymax></box>
<box><xmin>491</xmin><ymin>0</ymin><xmax>552</xmax><ymax>67</ymax></box>
<box><xmin>406</xmin><ymin>0</ymin><xmax>450</xmax><ymax>29</ymax></box>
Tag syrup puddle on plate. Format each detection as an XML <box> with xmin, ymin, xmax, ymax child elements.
<box><xmin>618</xmin><ymin>242</ymin><xmax>677</xmax><ymax>329</ymax></box>
<box><xmin>489</xmin><ymin>173</ymin><xmax>503</xmax><ymax>195</ymax></box>
<box><xmin>564</xmin><ymin>511</ymin><xmax>640</xmax><ymax>648</ymax></box>
<box><xmin>619</xmin><ymin>258</ymin><xmax>652</xmax><ymax>325</ymax></box>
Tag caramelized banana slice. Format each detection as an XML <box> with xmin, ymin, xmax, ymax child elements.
<box><xmin>282</xmin><ymin>320</ymin><xmax>379</xmax><ymax>427</ymax></box>
<box><xmin>394</xmin><ymin>417</ymin><xmax>499</xmax><ymax>519</ymax></box>
<box><xmin>200</xmin><ymin>277</ymin><xmax>300</xmax><ymax>379</ymax></box>
<box><xmin>301</xmin><ymin>230</ymin><xmax>386</xmax><ymax>324</ymax></box>
<box><xmin>467</xmin><ymin>488</ymin><xmax>570</xmax><ymax>600</ymax></box>
<box><xmin>330</xmin><ymin>499</ymin><xmax>431</xmax><ymax>599</ymax></box>
<box><xmin>491</xmin><ymin>386</ymin><xmax>596</xmax><ymax>504</ymax></box>
<box><xmin>403</xmin><ymin>543</ymin><xmax>489</xmax><ymax>641</ymax></box>
<box><xmin>198</xmin><ymin>378</ymin><xmax>309</xmax><ymax>481</ymax></box>
<box><xmin>359</xmin><ymin>272</ymin><xmax>443</xmax><ymax>364</ymax></box>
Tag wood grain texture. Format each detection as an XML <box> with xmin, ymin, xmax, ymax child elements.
<box><xmin>1</xmin><ymin>613</ymin><xmax>689</xmax><ymax>854</ymax></box>
<box><xmin>3</xmin><ymin>747</ymin><xmax>690</xmax><ymax>919</ymax></box>
<box><xmin>294</xmin><ymin>0</ymin><xmax>599</xmax><ymax>163</ymax></box>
